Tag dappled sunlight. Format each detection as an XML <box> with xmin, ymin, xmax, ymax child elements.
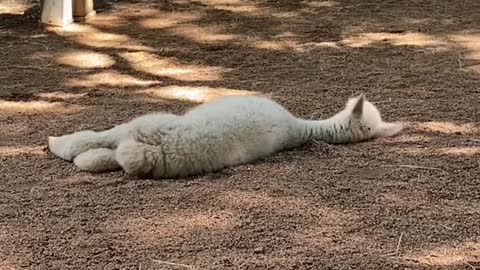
<box><xmin>245</xmin><ymin>32</ymin><xmax>337</xmax><ymax>52</ymax></box>
<box><xmin>87</xmin><ymin>14</ymin><xmax>130</xmax><ymax>28</ymax></box>
<box><xmin>252</xmin><ymin>39</ymin><xmax>305</xmax><ymax>52</ymax></box>
<box><xmin>48</xmin><ymin>24</ymin><xmax>154</xmax><ymax>52</ymax></box>
<box><xmin>449</xmin><ymin>33</ymin><xmax>480</xmax><ymax>74</ymax></box>
<box><xmin>166</xmin><ymin>24</ymin><xmax>326</xmax><ymax>52</ymax></box>
<box><xmin>450</xmin><ymin>33</ymin><xmax>480</xmax><ymax>60</ymax></box>
<box><xmin>441</xmin><ymin>147</ymin><xmax>480</xmax><ymax>156</ymax></box>
<box><xmin>196</xmin><ymin>0</ymin><xmax>264</xmax><ymax>15</ymax></box>
<box><xmin>251</xmin><ymin>40</ymin><xmax>340</xmax><ymax>53</ymax></box>
<box><xmin>65</xmin><ymin>71</ymin><xmax>161</xmax><ymax>88</ymax></box>
<box><xmin>0</xmin><ymin>146</ymin><xmax>45</xmax><ymax>157</ymax></box>
<box><xmin>117</xmin><ymin>7</ymin><xmax>161</xmax><ymax>18</ymax></box>
<box><xmin>167</xmin><ymin>24</ymin><xmax>240</xmax><ymax>44</ymax></box>
<box><xmin>301</xmin><ymin>41</ymin><xmax>340</xmax><ymax>50</ymax></box>
<box><xmin>399</xmin><ymin>146</ymin><xmax>480</xmax><ymax>157</ymax></box>
<box><xmin>1</xmin><ymin>1</ymin><xmax>479</xmax><ymax>269</ymax></box>
<box><xmin>56</xmin><ymin>50</ymin><xmax>115</xmax><ymax>69</ymax></box>
<box><xmin>139</xmin><ymin>12</ymin><xmax>203</xmax><ymax>29</ymax></box>
<box><xmin>341</xmin><ymin>32</ymin><xmax>449</xmax><ymax>49</ymax></box>
<box><xmin>275</xmin><ymin>31</ymin><xmax>298</xmax><ymax>38</ymax></box>
<box><xmin>0</xmin><ymin>1</ymin><xmax>26</xmax><ymax>14</ymax></box>
<box><xmin>74</xmin><ymin>31</ymin><xmax>152</xmax><ymax>51</ymax></box>
<box><xmin>46</xmin><ymin>23</ymin><xmax>98</xmax><ymax>34</ymax></box>
<box><xmin>140</xmin><ymin>85</ymin><xmax>259</xmax><ymax>103</ymax></box>
<box><xmin>414</xmin><ymin>121</ymin><xmax>479</xmax><ymax>135</ymax></box>
<box><xmin>302</xmin><ymin>0</ymin><xmax>338</xmax><ymax>8</ymax></box>
<box><xmin>0</xmin><ymin>100</ymin><xmax>81</xmax><ymax>114</ymax></box>
<box><xmin>121</xmin><ymin>51</ymin><xmax>229</xmax><ymax>81</ymax></box>
<box><xmin>37</xmin><ymin>92</ymin><xmax>87</xmax><ymax>100</ymax></box>
<box><xmin>404</xmin><ymin>241</ymin><xmax>480</xmax><ymax>267</ymax></box>
<box><xmin>111</xmin><ymin>210</ymin><xmax>239</xmax><ymax>244</ymax></box>
<box><xmin>270</xmin><ymin>11</ymin><xmax>300</xmax><ymax>19</ymax></box>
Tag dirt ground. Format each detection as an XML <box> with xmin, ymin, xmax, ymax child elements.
<box><xmin>1</xmin><ymin>0</ymin><xmax>479</xmax><ymax>269</ymax></box>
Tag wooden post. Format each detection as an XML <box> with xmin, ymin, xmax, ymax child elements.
<box><xmin>40</xmin><ymin>0</ymin><xmax>74</xmax><ymax>27</ymax></box>
<box><xmin>73</xmin><ymin>0</ymin><xmax>96</xmax><ymax>22</ymax></box>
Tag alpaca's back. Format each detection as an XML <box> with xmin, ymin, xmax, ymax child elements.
<box><xmin>116</xmin><ymin>96</ymin><xmax>302</xmax><ymax>178</ymax></box>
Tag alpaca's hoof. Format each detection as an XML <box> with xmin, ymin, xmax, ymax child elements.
<box><xmin>48</xmin><ymin>135</ymin><xmax>73</xmax><ymax>161</ymax></box>
<box><xmin>48</xmin><ymin>130</ymin><xmax>97</xmax><ymax>161</ymax></box>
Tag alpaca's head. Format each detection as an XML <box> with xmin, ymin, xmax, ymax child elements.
<box><xmin>344</xmin><ymin>93</ymin><xmax>403</xmax><ymax>140</ymax></box>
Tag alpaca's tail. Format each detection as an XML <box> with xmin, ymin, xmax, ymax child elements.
<box><xmin>73</xmin><ymin>148</ymin><xmax>121</xmax><ymax>172</ymax></box>
<box><xmin>115</xmin><ymin>139</ymin><xmax>161</xmax><ymax>178</ymax></box>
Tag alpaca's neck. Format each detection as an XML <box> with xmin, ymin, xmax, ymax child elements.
<box><xmin>298</xmin><ymin>116</ymin><xmax>360</xmax><ymax>144</ymax></box>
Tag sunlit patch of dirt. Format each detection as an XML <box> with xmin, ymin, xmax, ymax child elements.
<box><xmin>120</xmin><ymin>51</ymin><xmax>229</xmax><ymax>81</ymax></box>
<box><xmin>65</xmin><ymin>71</ymin><xmax>161</xmax><ymax>88</ymax></box>
<box><xmin>139</xmin><ymin>85</ymin><xmax>260</xmax><ymax>103</ymax></box>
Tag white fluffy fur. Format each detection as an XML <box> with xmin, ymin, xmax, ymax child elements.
<box><xmin>73</xmin><ymin>148</ymin><xmax>119</xmax><ymax>172</ymax></box>
<box><xmin>48</xmin><ymin>94</ymin><xmax>402</xmax><ymax>179</ymax></box>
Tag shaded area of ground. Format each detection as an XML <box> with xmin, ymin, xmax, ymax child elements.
<box><xmin>0</xmin><ymin>0</ymin><xmax>479</xmax><ymax>269</ymax></box>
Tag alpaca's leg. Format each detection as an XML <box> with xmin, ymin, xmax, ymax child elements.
<box><xmin>114</xmin><ymin>114</ymin><xmax>185</xmax><ymax>178</ymax></box>
<box><xmin>49</xmin><ymin>113</ymin><xmax>179</xmax><ymax>162</ymax></box>
<box><xmin>115</xmin><ymin>139</ymin><xmax>160</xmax><ymax>178</ymax></box>
<box><xmin>48</xmin><ymin>123</ymin><xmax>131</xmax><ymax>161</ymax></box>
<box><xmin>73</xmin><ymin>148</ymin><xmax>121</xmax><ymax>172</ymax></box>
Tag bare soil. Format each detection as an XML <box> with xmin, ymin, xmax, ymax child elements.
<box><xmin>1</xmin><ymin>0</ymin><xmax>479</xmax><ymax>269</ymax></box>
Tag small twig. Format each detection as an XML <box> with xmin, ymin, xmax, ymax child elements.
<box><xmin>30</xmin><ymin>41</ymin><xmax>50</xmax><ymax>50</ymax></box>
<box><xmin>150</xmin><ymin>259</ymin><xmax>194</xmax><ymax>269</ymax></box>
<box><xmin>468</xmin><ymin>138</ymin><xmax>480</xmax><ymax>143</ymax></box>
<box><xmin>395</xmin><ymin>232</ymin><xmax>404</xmax><ymax>257</ymax></box>
<box><xmin>382</xmin><ymin>164</ymin><xmax>442</xmax><ymax>171</ymax></box>
<box><xmin>458</xmin><ymin>53</ymin><xmax>464</xmax><ymax>69</ymax></box>
<box><xmin>381</xmin><ymin>232</ymin><xmax>405</xmax><ymax>257</ymax></box>
<box><xmin>464</xmin><ymin>261</ymin><xmax>476</xmax><ymax>270</ymax></box>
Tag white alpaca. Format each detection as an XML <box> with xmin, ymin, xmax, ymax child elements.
<box><xmin>48</xmin><ymin>94</ymin><xmax>402</xmax><ymax>178</ymax></box>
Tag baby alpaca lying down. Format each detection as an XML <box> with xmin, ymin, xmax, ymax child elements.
<box><xmin>48</xmin><ymin>94</ymin><xmax>402</xmax><ymax>179</ymax></box>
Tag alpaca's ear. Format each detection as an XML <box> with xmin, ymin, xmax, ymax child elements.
<box><xmin>352</xmin><ymin>93</ymin><xmax>365</xmax><ymax>119</ymax></box>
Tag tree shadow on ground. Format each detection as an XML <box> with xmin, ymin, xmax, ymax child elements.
<box><xmin>0</xmin><ymin>0</ymin><xmax>479</xmax><ymax>269</ymax></box>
